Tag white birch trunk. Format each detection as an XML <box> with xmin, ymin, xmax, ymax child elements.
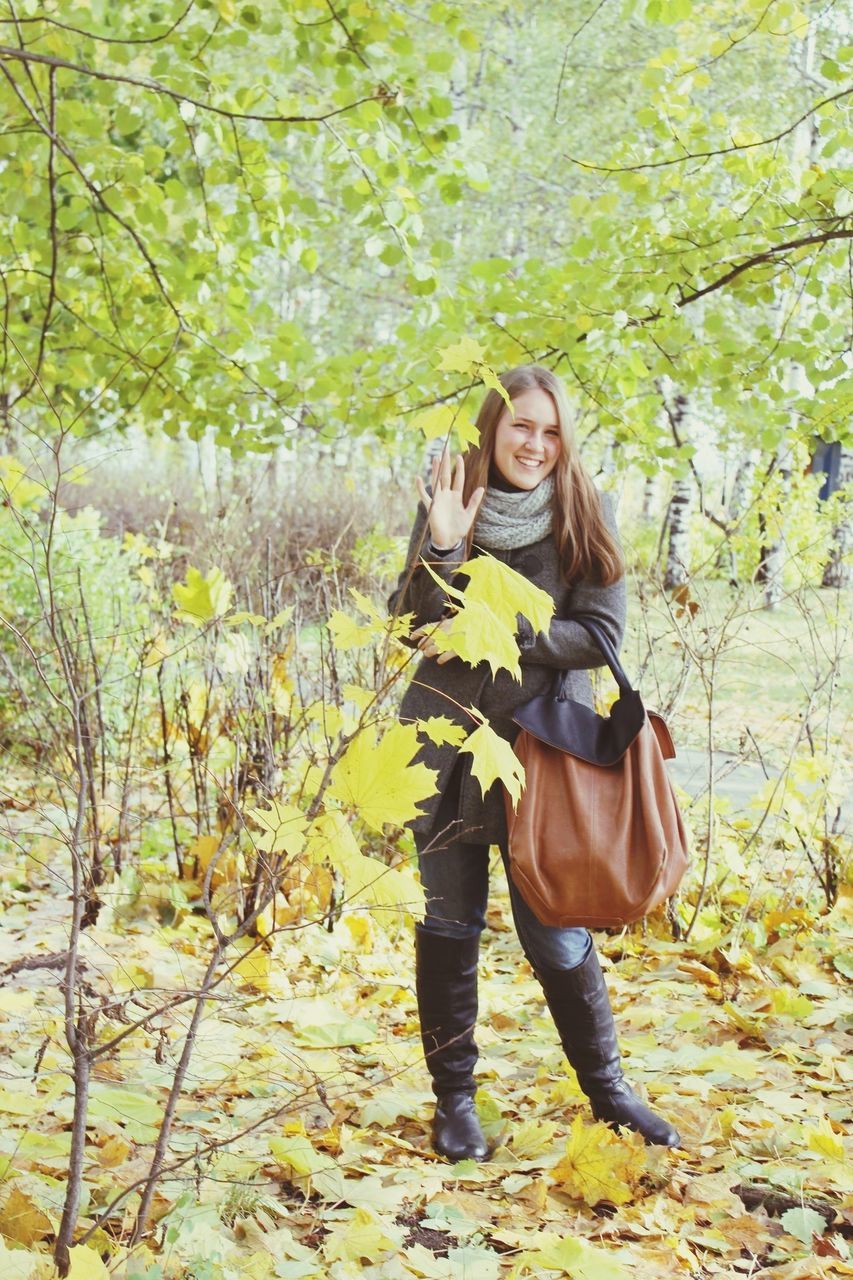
<box><xmin>664</xmin><ymin>475</ymin><xmax>692</xmax><ymax>590</ymax></box>
<box><xmin>660</xmin><ymin>383</ymin><xmax>692</xmax><ymax>590</ymax></box>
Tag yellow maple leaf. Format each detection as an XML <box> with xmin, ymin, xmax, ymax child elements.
<box><xmin>421</xmin><ymin>553</ymin><xmax>554</xmax><ymax>680</ymax></box>
<box><xmin>97</xmin><ymin>1135</ymin><xmax>132</xmax><ymax>1169</ymax></box>
<box><xmin>411</xmin><ymin>404</ymin><xmax>480</xmax><ymax>450</ymax></box>
<box><xmin>0</xmin><ymin>1236</ymin><xmax>37</xmax><ymax>1279</ymax></box>
<box><xmin>461</xmin><ymin>555</ymin><xmax>554</xmax><ymax>635</ymax></box>
<box><xmin>66</xmin><ymin>1245</ymin><xmax>110</xmax><ymax>1280</ymax></box>
<box><xmin>460</xmin><ymin>719</ymin><xmax>525</xmax><ymax>808</ymax></box>
<box><xmin>327</xmin><ymin>609</ymin><xmax>380</xmax><ymax>650</ymax></box>
<box><xmin>122</xmin><ymin>530</ymin><xmax>157</xmax><ymax>560</ymax></box>
<box><xmin>172</xmin><ymin>565</ymin><xmax>233</xmax><ymax>625</ymax></box>
<box><xmin>0</xmin><ymin>1186</ymin><xmax>52</xmax><ymax>1246</ymax></box>
<box><xmin>0</xmin><ymin>456</ymin><xmax>45</xmax><ymax>510</ymax></box>
<box><xmin>478</xmin><ymin>361</ymin><xmax>514</xmax><ymax>411</ymax></box>
<box><xmin>518</xmin><ymin>1231</ymin><xmax>631</xmax><ymax>1280</ymax></box>
<box><xmin>224</xmin><ymin>609</ymin><xmax>267</xmax><ymax>627</ymax></box>
<box><xmin>327</xmin><ymin>723</ymin><xmax>437</xmax><ymax>832</ymax></box>
<box><xmin>342</xmin><ymin>683</ymin><xmax>377</xmax><ymax>712</ymax></box>
<box><xmin>804</xmin><ymin>1118</ymin><xmax>846</xmax><ymax>1164</ymax></box>
<box><xmin>142</xmin><ymin>630</ymin><xmax>172</xmax><ymax>667</ymax></box>
<box><xmin>255</xmin><ymin>891</ymin><xmax>290</xmax><ymax>939</ymax></box>
<box><xmin>233</xmin><ymin>945</ymin><xmax>273</xmax><ymax>992</ymax></box>
<box><xmin>323</xmin><ymin>1206</ymin><xmax>402</xmax><ymax>1264</ymax></box>
<box><xmin>305</xmin><ymin>811</ymin><xmax>425</xmax><ymax>918</ymax></box>
<box><xmin>431</xmin><ymin>598</ymin><xmax>524</xmax><ymax>680</ymax></box>
<box><xmin>187</xmin><ymin>834</ymin><xmax>237</xmax><ymax>889</ymax></box>
<box><xmin>436</xmin><ymin>336</ymin><xmax>486</xmax><ymax>372</ymax></box>
<box><xmin>269</xmin><ymin>1130</ymin><xmax>324</xmax><ymax>1173</ymax></box>
<box><xmin>550</xmin><ymin>1116</ymin><xmax>647</xmax><ymax>1207</ymax></box>
<box><xmin>412</xmin><ymin>404</ymin><xmax>455</xmax><ymax>441</ymax></box>
<box><xmin>265</xmin><ymin>606</ymin><xmax>294</xmax><ymax>634</ymax></box>
<box><xmin>510</xmin><ymin>1118</ymin><xmax>560</xmax><ymax>1160</ymax></box>
<box><xmin>417</xmin><ymin>715</ymin><xmax>469</xmax><ymax>747</ymax></box>
<box><xmin>246</xmin><ymin>800</ymin><xmax>308</xmax><ymax>857</ymax></box>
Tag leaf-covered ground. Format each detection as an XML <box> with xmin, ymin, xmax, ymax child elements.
<box><xmin>0</xmin><ymin>842</ymin><xmax>851</xmax><ymax>1280</ymax></box>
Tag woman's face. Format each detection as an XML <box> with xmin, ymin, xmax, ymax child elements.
<box><xmin>492</xmin><ymin>387</ymin><xmax>562</xmax><ymax>489</ymax></box>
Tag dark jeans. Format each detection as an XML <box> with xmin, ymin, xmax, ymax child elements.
<box><xmin>416</xmin><ymin>766</ymin><xmax>591</xmax><ymax>972</ymax></box>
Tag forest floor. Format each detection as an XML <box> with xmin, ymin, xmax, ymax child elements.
<box><xmin>0</xmin><ymin>581</ymin><xmax>850</xmax><ymax>1277</ymax></box>
<box><xmin>0</xmin><ymin>835</ymin><xmax>851</xmax><ymax>1280</ymax></box>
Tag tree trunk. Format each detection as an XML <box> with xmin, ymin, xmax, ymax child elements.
<box><xmin>822</xmin><ymin>446</ymin><xmax>853</xmax><ymax>589</ymax></box>
<box><xmin>716</xmin><ymin>449</ymin><xmax>756</xmax><ymax>584</ymax></box>
<box><xmin>663</xmin><ymin>475</ymin><xmax>692</xmax><ymax>590</ymax></box>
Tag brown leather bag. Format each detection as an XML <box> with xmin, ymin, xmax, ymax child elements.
<box><xmin>504</xmin><ymin>617</ymin><xmax>689</xmax><ymax>929</ymax></box>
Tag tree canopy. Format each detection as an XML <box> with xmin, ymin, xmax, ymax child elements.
<box><xmin>1</xmin><ymin>0</ymin><xmax>851</xmax><ymax>464</ymax></box>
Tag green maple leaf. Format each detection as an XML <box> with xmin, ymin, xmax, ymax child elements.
<box><xmin>327</xmin><ymin>723</ymin><xmax>437</xmax><ymax>832</ymax></box>
<box><xmin>460</xmin><ymin>719</ymin><xmax>525</xmax><ymax>808</ymax></box>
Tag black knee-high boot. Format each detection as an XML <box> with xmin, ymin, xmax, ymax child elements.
<box><xmin>536</xmin><ymin>948</ymin><xmax>681</xmax><ymax>1147</ymax></box>
<box><xmin>415</xmin><ymin>924</ymin><xmax>489</xmax><ymax>1161</ymax></box>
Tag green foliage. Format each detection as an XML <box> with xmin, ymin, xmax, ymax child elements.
<box><xmin>0</xmin><ymin>0</ymin><xmax>487</xmax><ymax>447</ymax></box>
<box><xmin>0</xmin><ymin>467</ymin><xmax>144</xmax><ymax>750</ymax></box>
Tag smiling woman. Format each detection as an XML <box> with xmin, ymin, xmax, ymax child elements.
<box><xmin>388</xmin><ymin>364</ymin><xmax>681</xmax><ymax>1164</ymax></box>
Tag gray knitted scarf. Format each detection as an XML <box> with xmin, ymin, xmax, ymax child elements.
<box><xmin>474</xmin><ymin>473</ymin><xmax>555</xmax><ymax>550</ymax></box>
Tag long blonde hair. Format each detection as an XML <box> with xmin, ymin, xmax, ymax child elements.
<box><xmin>462</xmin><ymin>365</ymin><xmax>624</xmax><ymax>586</ymax></box>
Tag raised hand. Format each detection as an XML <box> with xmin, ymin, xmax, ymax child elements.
<box><xmin>415</xmin><ymin>450</ymin><xmax>485</xmax><ymax>551</ymax></box>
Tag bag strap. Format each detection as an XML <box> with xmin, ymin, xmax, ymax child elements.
<box><xmin>555</xmin><ymin>616</ymin><xmax>636</xmax><ymax>700</ymax></box>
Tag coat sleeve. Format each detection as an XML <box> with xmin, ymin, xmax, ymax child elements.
<box><xmin>516</xmin><ymin>492</ymin><xmax>627</xmax><ymax>670</ymax></box>
<box><xmin>387</xmin><ymin>500</ymin><xmax>466</xmax><ymax>632</ymax></box>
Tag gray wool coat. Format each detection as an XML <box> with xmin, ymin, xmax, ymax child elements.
<box><xmin>387</xmin><ymin>492</ymin><xmax>627</xmax><ymax>847</ymax></box>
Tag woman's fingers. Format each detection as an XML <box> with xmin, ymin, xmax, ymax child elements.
<box><xmin>411</xmin><ymin>619</ymin><xmax>456</xmax><ymax>663</ymax></box>
<box><xmin>466</xmin><ymin>484</ymin><xmax>485</xmax><ymax>517</ymax></box>
<box><xmin>452</xmin><ymin>453</ymin><xmax>465</xmax><ymax>491</ymax></box>
<box><xmin>437</xmin><ymin>446</ymin><xmax>452</xmax><ymax>490</ymax></box>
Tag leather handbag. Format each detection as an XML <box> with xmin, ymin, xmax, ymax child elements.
<box><xmin>504</xmin><ymin>616</ymin><xmax>689</xmax><ymax>928</ymax></box>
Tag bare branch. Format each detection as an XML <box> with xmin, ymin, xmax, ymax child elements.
<box><xmin>3</xmin><ymin>1</ymin><xmax>196</xmax><ymax>47</ymax></box>
<box><xmin>0</xmin><ymin>43</ymin><xmax>389</xmax><ymax>125</ymax></box>
<box><xmin>563</xmin><ymin>83</ymin><xmax>853</xmax><ymax>173</ymax></box>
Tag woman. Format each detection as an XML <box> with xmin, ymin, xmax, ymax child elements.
<box><xmin>388</xmin><ymin>365</ymin><xmax>680</xmax><ymax>1162</ymax></box>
